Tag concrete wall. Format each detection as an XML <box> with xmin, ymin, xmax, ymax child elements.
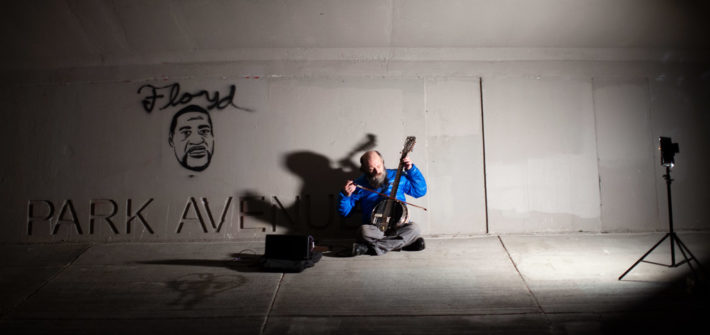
<box><xmin>1</xmin><ymin>58</ymin><xmax>708</xmax><ymax>243</ymax></box>
<box><xmin>1</xmin><ymin>0</ymin><xmax>709</xmax><ymax>243</ymax></box>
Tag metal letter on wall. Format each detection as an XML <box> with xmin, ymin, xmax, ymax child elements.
<box><xmin>126</xmin><ymin>198</ymin><xmax>154</xmax><ymax>234</ymax></box>
<box><xmin>53</xmin><ymin>200</ymin><xmax>83</xmax><ymax>235</ymax></box>
<box><xmin>202</xmin><ymin>197</ymin><xmax>233</xmax><ymax>233</ymax></box>
<box><xmin>90</xmin><ymin>199</ymin><xmax>119</xmax><ymax>234</ymax></box>
<box><xmin>239</xmin><ymin>196</ymin><xmax>276</xmax><ymax>233</ymax></box>
<box><xmin>176</xmin><ymin>197</ymin><xmax>208</xmax><ymax>233</ymax></box>
<box><xmin>27</xmin><ymin>200</ymin><xmax>54</xmax><ymax>235</ymax></box>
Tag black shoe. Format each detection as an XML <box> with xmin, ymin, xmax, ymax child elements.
<box><xmin>352</xmin><ymin>243</ymin><xmax>370</xmax><ymax>256</ymax></box>
<box><xmin>402</xmin><ymin>237</ymin><xmax>425</xmax><ymax>251</ymax></box>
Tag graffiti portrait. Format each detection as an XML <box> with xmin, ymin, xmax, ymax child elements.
<box><xmin>168</xmin><ymin>105</ymin><xmax>215</xmax><ymax>172</ymax></box>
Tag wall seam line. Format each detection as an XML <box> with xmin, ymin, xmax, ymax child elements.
<box><xmin>480</xmin><ymin>77</ymin><xmax>490</xmax><ymax>234</ymax></box>
<box><xmin>591</xmin><ymin>76</ymin><xmax>604</xmax><ymax>232</ymax></box>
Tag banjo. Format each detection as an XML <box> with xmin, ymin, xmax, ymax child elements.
<box><xmin>359</xmin><ymin>136</ymin><xmax>421</xmax><ymax>233</ymax></box>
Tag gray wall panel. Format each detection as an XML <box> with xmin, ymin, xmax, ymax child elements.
<box><xmin>425</xmin><ymin>79</ymin><xmax>486</xmax><ymax>235</ymax></box>
<box><xmin>593</xmin><ymin>78</ymin><xmax>660</xmax><ymax>232</ymax></box>
<box><xmin>484</xmin><ymin>76</ymin><xmax>601</xmax><ymax>233</ymax></box>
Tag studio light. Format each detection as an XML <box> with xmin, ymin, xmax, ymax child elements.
<box><xmin>619</xmin><ymin>137</ymin><xmax>703</xmax><ymax>281</ymax></box>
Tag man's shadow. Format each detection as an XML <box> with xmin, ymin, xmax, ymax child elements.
<box><xmin>238</xmin><ymin>134</ymin><xmax>377</xmax><ymax>251</ymax></box>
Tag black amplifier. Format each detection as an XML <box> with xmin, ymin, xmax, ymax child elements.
<box><xmin>264</xmin><ymin>234</ymin><xmax>314</xmax><ymax>260</ymax></box>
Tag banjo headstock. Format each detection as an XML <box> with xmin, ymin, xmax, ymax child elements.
<box><xmin>400</xmin><ymin>136</ymin><xmax>416</xmax><ymax>159</ymax></box>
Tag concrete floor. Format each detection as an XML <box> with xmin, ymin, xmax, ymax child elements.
<box><xmin>0</xmin><ymin>232</ymin><xmax>708</xmax><ymax>334</ymax></box>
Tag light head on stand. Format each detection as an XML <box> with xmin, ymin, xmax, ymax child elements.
<box><xmin>659</xmin><ymin>136</ymin><xmax>679</xmax><ymax>168</ymax></box>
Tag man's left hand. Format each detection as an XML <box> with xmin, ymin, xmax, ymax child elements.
<box><xmin>402</xmin><ymin>157</ymin><xmax>413</xmax><ymax>170</ymax></box>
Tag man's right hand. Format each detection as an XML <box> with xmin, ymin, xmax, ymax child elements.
<box><xmin>343</xmin><ymin>180</ymin><xmax>356</xmax><ymax>197</ymax></box>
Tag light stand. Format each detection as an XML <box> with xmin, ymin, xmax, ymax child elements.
<box><xmin>618</xmin><ymin>138</ymin><xmax>704</xmax><ymax>281</ymax></box>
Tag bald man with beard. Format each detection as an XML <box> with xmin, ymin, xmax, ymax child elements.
<box><xmin>338</xmin><ymin>150</ymin><xmax>427</xmax><ymax>256</ymax></box>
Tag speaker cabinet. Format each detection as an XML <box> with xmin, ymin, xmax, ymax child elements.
<box><xmin>264</xmin><ymin>234</ymin><xmax>313</xmax><ymax>260</ymax></box>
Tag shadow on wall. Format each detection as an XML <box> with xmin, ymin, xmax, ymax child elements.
<box><xmin>239</xmin><ymin>134</ymin><xmax>378</xmax><ymax>239</ymax></box>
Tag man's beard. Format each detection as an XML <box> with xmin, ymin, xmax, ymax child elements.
<box><xmin>179</xmin><ymin>146</ymin><xmax>212</xmax><ymax>172</ymax></box>
<box><xmin>367</xmin><ymin>171</ymin><xmax>387</xmax><ymax>188</ymax></box>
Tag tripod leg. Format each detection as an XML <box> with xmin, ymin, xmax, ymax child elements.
<box><xmin>674</xmin><ymin>234</ymin><xmax>704</xmax><ymax>273</ymax></box>
<box><xmin>619</xmin><ymin>233</ymin><xmax>670</xmax><ymax>280</ymax></box>
<box><xmin>673</xmin><ymin>236</ymin><xmax>704</xmax><ymax>285</ymax></box>
<box><xmin>673</xmin><ymin>235</ymin><xmax>696</xmax><ymax>276</ymax></box>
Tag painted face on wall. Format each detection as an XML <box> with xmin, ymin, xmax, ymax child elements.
<box><xmin>169</xmin><ymin>105</ymin><xmax>214</xmax><ymax>172</ymax></box>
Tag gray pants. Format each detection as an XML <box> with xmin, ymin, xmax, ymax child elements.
<box><xmin>357</xmin><ymin>223</ymin><xmax>421</xmax><ymax>255</ymax></box>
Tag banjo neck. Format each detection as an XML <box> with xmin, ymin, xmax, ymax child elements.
<box><xmin>377</xmin><ymin>136</ymin><xmax>416</xmax><ymax>231</ymax></box>
<box><xmin>388</xmin><ymin>153</ymin><xmax>408</xmax><ymax>200</ymax></box>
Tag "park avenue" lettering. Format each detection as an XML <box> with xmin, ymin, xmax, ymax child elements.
<box><xmin>26</xmin><ymin>195</ymin><xmax>358</xmax><ymax>238</ymax></box>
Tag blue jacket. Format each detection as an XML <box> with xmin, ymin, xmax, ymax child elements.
<box><xmin>337</xmin><ymin>165</ymin><xmax>427</xmax><ymax>224</ymax></box>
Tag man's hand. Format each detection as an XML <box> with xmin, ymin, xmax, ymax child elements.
<box><xmin>343</xmin><ymin>180</ymin><xmax>356</xmax><ymax>196</ymax></box>
<box><xmin>402</xmin><ymin>157</ymin><xmax>414</xmax><ymax>170</ymax></box>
